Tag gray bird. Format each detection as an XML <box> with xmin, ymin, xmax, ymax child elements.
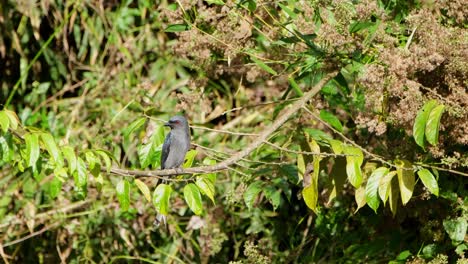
<box><xmin>161</xmin><ymin>115</ymin><xmax>191</xmax><ymax>169</ymax></box>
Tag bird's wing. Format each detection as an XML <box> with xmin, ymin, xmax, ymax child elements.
<box><xmin>161</xmin><ymin>133</ymin><xmax>171</xmax><ymax>169</ymax></box>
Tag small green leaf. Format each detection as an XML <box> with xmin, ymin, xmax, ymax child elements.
<box><xmin>152</xmin><ymin>184</ymin><xmax>172</xmax><ymax>215</ymax></box>
<box><xmin>343</xmin><ymin>145</ymin><xmax>364</xmax><ymax>188</ymax></box>
<box><xmin>0</xmin><ymin>135</ymin><xmax>13</xmax><ymax>162</ymax></box>
<box><xmin>138</xmin><ymin>142</ymin><xmax>154</xmax><ymax>169</ymax></box>
<box><xmin>425</xmin><ymin>104</ymin><xmax>445</xmax><ymax>146</ymax></box>
<box><xmin>396</xmin><ymin>159</ymin><xmax>415</xmax><ymax>205</ymax></box>
<box><xmin>40</xmin><ymin>133</ymin><xmax>64</xmax><ymax>168</ymax></box>
<box><xmin>328</xmin><ymin>139</ymin><xmax>343</xmax><ymax>154</ymax></box>
<box><xmin>365</xmin><ymin>167</ymin><xmax>389</xmax><ymax>213</ymax></box>
<box><xmin>123</xmin><ymin>117</ymin><xmax>146</xmax><ymax>138</ymax></box>
<box><xmin>165</xmin><ymin>24</ymin><xmax>190</xmax><ymax>32</ymax></box>
<box><xmin>95</xmin><ymin>149</ymin><xmax>112</xmax><ymax>173</ymax></box>
<box><xmin>196</xmin><ymin>176</ymin><xmax>215</xmax><ymax>204</ymax></box>
<box><xmin>263</xmin><ymin>186</ymin><xmax>281</xmax><ymax>210</ymax></box>
<box><xmin>389</xmin><ymin>176</ymin><xmax>399</xmax><ymax>216</ymax></box>
<box><xmin>116</xmin><ymin>179</ymin><xmax>131</xmax><ymax>212</ymax></box>
<box><xmin>278</xmin><ymin>3</ymin><xmax>297</xmax><ymax>18</ymax></box>
<box><xmin>297</xmin><ymin>153</ymin><xmax>305</xmax><ymax>182</ymax></box>
<box><xmin>62</xmin><ymin>146</ymin><xmax>77</xmax><ymax>174</ymax></box>
<box><xmin>288</xmin><ymin>77</ymin><xmax>303</xmax><ymax>96</ymax></box>
<box><xmin>46</xmin><ymin>175</ymin><xmax>62</xmax><ymax>199</ymax></box>
<box><xmin>24</xmin><ymin>133</ymin><xmax>40</xmax><ymax>168</ymax></box>
<box><xmin>184</xmin><ymin>183</ymin><xmax>203</xmax><ymax>215</ymax></box>
<box><xmin>417</xmin><ymin>169</ymin><xmax>439</xmax><ymax>196</ymax></box>
<box><xmin>204</xmin><ymin>0</ymin><xmax>224</xmax><ymax>5</ymax></box>
<box><xmin>378</xmin><ymin>171</ymin><xmax>397</xmax><ymax>205</ymax></box>
<box><xmin>135</xmin><ymin>179</ymin><xmax>151</xmax><ymax>203</ymax></box>
<box><xmin>243</xmin><ymin>181</ymin><xmax>263</xmax><ymax>211</ymax></box>
<box><xmin>354</xmin><ymin>186</ymin><xmax>366</xmax><ymax>213</ymax></box>
<box><xmin>320</xmin><ymin>110</ymin><xmax>343</xmax><ymax>132</ymax></box>
<box><xmin>0</xmin><ymin>111</ymin><xmax>10</xmax><ymax>133</ymax></box>
<box><xmin>4</xmin><ymin>110</ymin><xmax>19</xmax><ymax>130</ymax></box>
<box><xmin>413</xmin><ymin>100</ymin><xmax>438</xmax><ymax>150</ymax></box>
<box><xmin>302</xmin><ymin>181</ymin><xmax>318</xmax><ymax>213</ymax></box>
<box><xmin>251</xmin><ymin>56</ymin><xmax>277</xmax><ymax>75</ymax></box>
<box><xmin>183</xmin><ymin>149</ymin><xmax>198</xmax><ymax>168</ymax></box>
<box><xmin>443</xmin><ymin>217</ymin><xmax>467</xmax><ymax>243</ymax></box>
<box><xmin>73</xmin><ymin>157</ymin><xmax>87</xmax><ymax>188</ymax></box>
<box><xmin>85</xmin><ymin>151</ymin><xmax>100</xmax><ymax>177</ymax></box>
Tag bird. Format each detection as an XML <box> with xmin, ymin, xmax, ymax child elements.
<box><xmin>161</xmin><ymin>115</ymin><xmax>191</xmax><ymax>170</ymax></box>
<box><xmin>155</xmin><ymin>115</ymin><xmax>190</xmax><ymax>228</ymax></box>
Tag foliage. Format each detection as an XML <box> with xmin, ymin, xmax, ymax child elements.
<box><xmin>0</xmin><ymin>0</ymin><xmax>467</xmax><ymax>263</ymax></box>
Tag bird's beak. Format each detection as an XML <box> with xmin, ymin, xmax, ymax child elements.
<box><xmin>164</xmin><ymin>122</ymin><xmax>171</xmax><ymax>127</ymax></box>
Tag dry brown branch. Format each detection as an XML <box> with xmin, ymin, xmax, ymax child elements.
<box><xmin>106</xmin><ymin>71</ymin><xmax>339</xmax><ymax>177</ymax></box>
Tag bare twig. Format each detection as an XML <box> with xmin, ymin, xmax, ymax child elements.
<box><xmin>2</xmin><ymin>222</ymin><xmax>61</xmax><ymax>248</ymax></box>
<box><xmin>105</xmin><ymin>72</ymin><xmax>338</xmax><ymax>177</ymax></box>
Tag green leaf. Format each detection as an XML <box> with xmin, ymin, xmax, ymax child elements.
<box><xmin>116</xmin><ymin>179</ymin><xmax>131</xmax><ymax>212</ymax></box>
<box><xmin>153</xmin><ymin>184</ymin><xmax>172</xmax><ymax>215</ymax></box>
<box><xmin>196</xmin><ymin>176</ymin><xmax>215</xmax><ymax>204</ymax></box>
<box><xmin>40</xmin><ymin>133</ymin><xmax>64</xmax><ymax>168</ymax></box>
<box><xmin>135</xmin><ymin>179</ymin><xmax>151</xmax><ymax>203</ymax></box>
<box><xmin>288</xmin><ymin>77</ymin><xmax>303</xmax><ymax>96</ymax></box>
<box><xmin>354</xmin><ymin>186</ymin><xmax>366</xmax><ymax>213</ymax></box>
<box><xmin>389</xmin><ymin>176</ymin><xmax>399</xmax><ymax>216</ymax></box>
<box><xmin>183</xmin><ymin>149</ymin><xmax>198</xmax><ymax>168</ymax></box>
<box><xmin>343</xmin><ymin>145</ymin><xmax>364</xmax><ymax>188</ymax></box>
<box><xmin>204</xmin><ymin>0</ymin><xmax>224</xmax><ymax>5</ymax></box>
<box><xmin>263</xmin><ymin>186</ymin><xmax>281</xmax><ymax>210</ymax></box>
<box><xmin>244</xmin><ymin>181</ymin><xmax>263</xmax><ymax>211</ymax></box>
<box><xmin>24</xmin><ymin>133</ymin><xmax>40</xmax><ymax>168</ymax></box>
<box><xmin>413</xmin><ymin>100</ymin><xmax>438</xmax><ymax>150</ymax></box>
<box><xmin>328</xmin><ymin>139</ymin><xmax>343</xmax><ymax>154</ymax></box>
<box><xmin>0</xmin><ymin>111</ymin><xmax>9</xmax><ymax>133</ymax></box>
<box><xmin>378</xmin><ymin>171</ymin><xmax>397</xmax><ymax>205</ymax></box>
<box><xmin>46</xmin><ymin>175</ymin><xmax>62</xmax><ymax>199</ymax></box>
<box><xmin>138</xmin><ymin>142</ymin><xmax>154</xmax><ymax>169</ymax></box>
<box><xmin>123</xmin><ymin>117</ymin><xmax>146</xmax><ymax>138</ymax></box>
<box><xmin>349</xmin><ymin>21</ymin><xmax>375</xmax><ymax>33</ymax></box>
<box><xmin>95</xmin><ymin>149</ymin><xmax>112</xmax><ymax>173</ymax></box>
<box><xmin>297</xmin><ymin>153</ymin><xmax>305</xmax><ymax>182</ymax></box>
<box><xmin>62</xmin><ymin>146</ymin><xmax>77</xmax><ymax>174</ymax></box>
<box><xmin>85</xmin><ymin>151</ymin><xmax>100</xmax><ymax>177</ymax></box>
<box><xmin>0</xmin><ymin>135</ymin><xmax>13</xmax><ymax>162</ymax></box>
<box><xmin>425</xmin><ymin>104</ymin><xmax>445</xmax><ymax>146</ymax></box>
<box><xmin>443</xmin><ymin>217</ymin><xmax>467</xmax><ymax>243</ymax></box>
<box><xmin>278</xmin><ymin>3</ymin><xmax>297</xmax><ymax>18</ymax></box>
<box><xmin>395</xmin><ymin>160</ymin><xmax>415</xmax><ymax>205</ymax></box>
<box><xmin>302</xmin><ymin>181</ymin><xmax>318</xmax><ymax>213</ymax></box>
<box><xmin>417</xmin><ymin>169</ymin><xmax>439</xmax><ymax>196</ymax></box>
<box><xmin>73</xmin><ymin>157</ymin><xmax>88</xmax><ymax>188</ymax></box>
<box><xmin>165</xmin><ymin>24</ymin><xmax>190</xmax><ymax>32</ymax></box>
<box><xmin>184</xmin><ymin>183</ymin><xmax>203</xmax><ymax>215</ymax></box>
<box><xmin>250</xmin><ymin>56</ymin><xmax>277</xmax><ymax>75</ymax></box>
<box><xmin>365</xmin><ymin>167</ymin><xmax>389</xmax><ymax>213</ymax></box>
<box><xmin>4</xmin><ymin>110</ymin><xmax>19</xmax><ymax>130</ymax></box>
<box><xmin>320</xmin><ymin>110</ymin><xmax>343</xmax><ymax>132</ymax></box>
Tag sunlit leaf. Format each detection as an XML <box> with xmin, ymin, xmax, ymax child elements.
<box><xmin>40</xmin><ymin>133</ymin><xmax>64</xmax><ymax>168</ymax></box>
<box><xmin>365</xmin><ymin>167</ymin><xmax>389</xmax><ymax>213</ymax></box>
<box><xmin>46</xmin><ymin>175</ymin><xmax>62</xmax><ymax>199</ymax></box>
<box><xmin>417</xmin><ymin>169</ymin><xmax>439</xmax><ymax>196</ymax></box>
<box><xmin>116</xmin><ymin>179</ymin><xmax>131</xmax><ymax>212</ymax></box>
<box><xmin>62</xmin><ymin>146</ymin><xmax>77</xmax><ymax>174</ymax></box>
<box><xmin>302</xmin><ymin>180</ymin><xmax>318</xmax><ymax>213</ymax></box>
<box><xmin>396</xmin><ymin>159</ymin><xmax>415</xmax><ymax>205</ymax></box>
<box><xmin>443</xmin><ymin>217</ymin><xmax>467</xmax><ymax>243</ymax></box>
<box><xmin>204</xmin><ymin>0</ymin><xmax>224</xmax><ymax>5</ymax></box>
<box><xmin>425</xmin><ymin>104</ymin><xmax>445</xmax><ymax>146</ymax></box>
<box><xmin>244</xmin><ymin>181</ymin><xmax>263</xmax><ymax>211</ymax></box>
<box><xmin>413</xmin><ymin>100</ymin><xmax>437</xmax><ymax>150</ymax></box>
<box><xmin>378</xmin><ymin>171</ymin><xmax>397</xmax><ymax>205</ymax></box>
<box><xmin>74</xmin><ymin>157</ymin><xmax>87</xmax><ymax>188</ymax></box>
<box><xmin>354</xmin><ymin>186</ymin><xmax>366</xmax><ymax>213</ymax></box>
<box><xmin>389</xmin><ymin>176</ymin><xmax>399</xmax><ymax>216</ymax></box>
<box><xmin>343</xmin><ymin>145</ymin><xmax>364</xmax><ymax>188</ymax></box>
<box><xmin>183</xmin><ymin>149</ymin><xmax>198</xmax><ymax>168</ymax></box>
<box><xmin>0</xmin><ymin>111</ymin><xmax>9</xmax><ymax>133</ymax></box>
<box><xmin>0</xmin><ymin>135</ymin><xmax>13</xmax><ymax>162</ymax></box>
<box><xmin>153</xmin><ymin>184</ymin><xmax>172</xmax><ymax>215</ymax></box>
<box><xmin>138</xmin><ymin>142</ymin><xmax>154</xmax><ymax>169</ymax></box>
<box><xmin>123</xmin><ymin>117</ymin><xmax>146</xmax><ymax>138</ymax></box>
<box><xmin>184</xmin><ymin>183</ymin><xmax>203</xmax><ymax>215</ymax></box>
<box><xmin>85</xmin><ymin>151</ymin><xmax>100</xmax><ymax>177</ymax></box>
<box><xmin>95</xmin><ymin>149</ymin><xmax>112</xmax><ymax>173</ymax></box>
<box><xmin>297</xmin><ymin>153</ymin><xmax>305</xmax><ymax>182</ymax></box>
<box><xmin>196</xmin><ymin>176</ymin><xmax>215</xmax><ymax>204</ymax></box>
<box><xmin>4</xmin><ymin>110</ymin><xmax>19</xmax><ymax>130</ymax></box>
<box><xmin>328</xmin><ymin>139</ymin><xmax>343</xmax><ymax>154</ymax></box>
<box><xmin>320</xmin><ymin>110</ymin><xmax>343</xmax><ymax>132</ymax></box>
<box><xmin>288</xmin><ymin>77</ymin><xmax>303</xmax><ymax>96</ymax></box>
<box><xmin>135</xmin><ymin>179</ymin><xmax>151</xmax><ymax>203</ymax></box>
<box><xmin>24</xmin><ymin>133</ymin><xmax>40</xmax><ymax>168</ymax></box>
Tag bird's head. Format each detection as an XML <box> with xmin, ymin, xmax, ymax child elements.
<box><xmin>164</xmin><ymin>115</ymin><xmax>189</xmax><ymax>130</ymax></box>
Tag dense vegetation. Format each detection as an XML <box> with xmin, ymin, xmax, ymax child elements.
<box><xmin>0</xmin><ymin>0</ymin><xmax>466</xmax><ymax>263</ymax></box>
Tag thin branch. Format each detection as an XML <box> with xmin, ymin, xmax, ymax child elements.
<box><xmin>2</xmin><ymin>222</ymin><xmax>61</xmax><ymax>248</ymax></box>
<box><xmin>106</xmin><ymin>72</ymin><xmax>338</xmax><ymax>177</ymax></box>
<box><xmin>262</xmin><ymin>140</ymin><xmax>357</xmax><ymax>157</ymax></box>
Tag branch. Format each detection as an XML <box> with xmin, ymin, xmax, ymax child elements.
<box><xmin>107</xmin><ymin>71</ymin><xmax>338</xmax><ymax>177</ymax></box>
